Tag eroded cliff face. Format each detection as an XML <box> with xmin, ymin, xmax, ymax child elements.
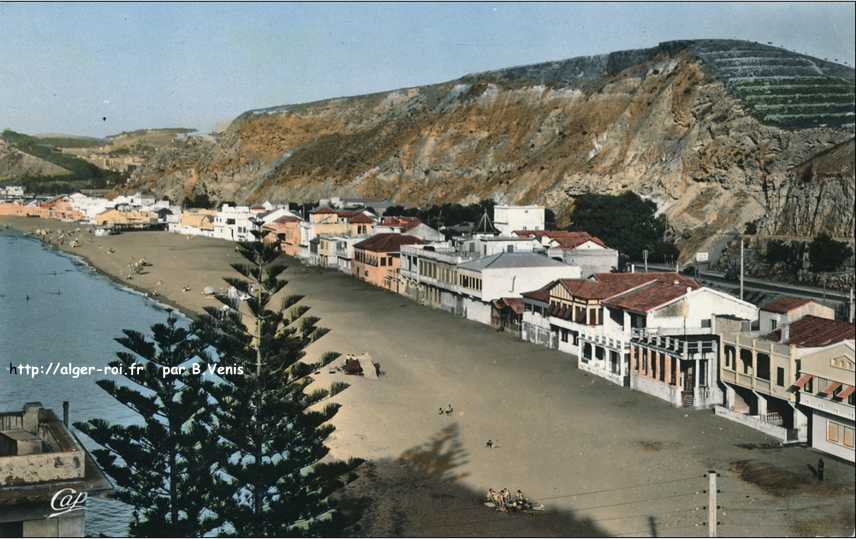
<box><xmin>126</xmin><ymin>40</ymin><xmax>855</xmax><ymax>257</ymax></box>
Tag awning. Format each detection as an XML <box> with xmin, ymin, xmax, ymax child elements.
<box><xmin>793</xmin><ymin>373</ymin><xmax>814</xmax><ymax>390</ymax></box>
<box><xmin>822</xmin><ymin>382</ymin><xmax>842</xmax><ymax>396</ymax></box>
<box><xmin>837</xmin><ymin>385</ymin><xmax>855</xmax><ymax>400</ymax></box>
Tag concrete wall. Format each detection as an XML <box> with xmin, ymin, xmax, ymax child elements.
<box><xmin>810</xmin><ymin>411</ymin><xmax>855</xmax><ymax>462</ymax></box>
<box><xmin>22</xmin><ymin>514</ymin><xmax>84</xmax><ymax>537</ymax></box>
<box><xmin>561</xmin><ymin>249</ymin><xmax>619</xmax><ymax>277</ymax></box>
<box><xmin>481</xmin><ymin>265</ymin><xmax>580</xmax><ymax>302</ymax></box>
<box><xmin>0</xmin><ymin>450</ymin><xmax>84</xmax><ymax>485</ymax></box>
<box><xmin>464</xmin><ymin>297</ymin><xmax>491</xmax><ymax>325</ymax></box>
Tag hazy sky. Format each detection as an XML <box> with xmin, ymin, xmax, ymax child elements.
<box><xmin>1</xmin><ymin>2</ymin><xmax>854</xmax><ymax>137</ymax></box>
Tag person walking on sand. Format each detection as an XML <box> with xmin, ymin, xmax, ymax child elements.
<box><xmin>446</xmin><ymin>403</ymin><xmax>453</xmax><ymax>415</ymax></box>
<box><xmin>485</xmin><ymin>439</ymin><xmax>493</xmax><ymax>449</ymax></box>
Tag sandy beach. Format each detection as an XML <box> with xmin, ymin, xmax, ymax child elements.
<box><xmin>2</xmin><ymin>215</ymin><xmax>854</xmax><ymax>537</ymax></box>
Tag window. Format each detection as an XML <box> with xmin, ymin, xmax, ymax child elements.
<box><xmin>561</xmin><ymin>329</ymin><xmax>569</xmax><ymax>343</ymax></box>
<box><xmin>701</xmin><ymin>319</ymin><xmax>711</xmax><ymax>329</ymax></box>
<box><xmin>827</xmin><ymin>421</ymin><xmax>854</xmax><ymax>448</ymax></box>
<box><xmin>740</xmin><ymin>349</ymin><xmax>753</xmax><ymax>375</ymax></box>
<box><xmin>724</xmin><ymin>345</ymin><xmax>736</xmax><ymax>369</ymax></box>
<box><xmin>756</xmin><ymin>353</ymin><xmax>770</xmax><ymax>381</ymax></box>
<box><xmin>776</xmin><ymin>367</ymin><xmax>785</xmax><ymax>387</ymax></box>
<box><xmin>380</xmin><ymin>257</ymin><xmax>387</xmax><ymax>266</ymax></box>
<box><xmin>610</xmin><ymin>351</ymin><xmax>620</xmax><ymax>375</ymax></box>
<box><xmin>770</xmin><ymin>319</ymin><xmax>777</xmax><ymax>330</ymax></box>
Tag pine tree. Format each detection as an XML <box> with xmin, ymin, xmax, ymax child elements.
<box><xmin>196</xmin><ymin>220</ymin><xmax>362</xmax><ymax>536</ymax></box>
<box><xmin>74</xmin><ymin>315</ymin><xmax>218</xmax><ymax>536</ymax></box>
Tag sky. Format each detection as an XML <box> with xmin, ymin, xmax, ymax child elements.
<box><xmin>1</xmin><ymin>2</ymin><xmax>854</xmax><ymax>138</ymax></box>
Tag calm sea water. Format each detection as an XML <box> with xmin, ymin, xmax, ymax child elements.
<box><xmin>0</xmin><ymin>229</ymin><xmax>184</xmax><ymax>536</ymax></box>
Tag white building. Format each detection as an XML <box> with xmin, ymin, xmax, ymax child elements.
<box><xmin>757</xmin><ymin>297</ymin><xmax>836</xmax><ymax>333</ymax></box>
<box><xmin>493</xmin><ymin>205</ymin><xmax>545</xmax><ymax>236</ymax></box>
<box><xmin>521</xmin><ymin>272</ymin><xmax>757</xmax><ymax>387</ymax></box>
<box><xmin>456</xmin><ymin>235</ymin><xmax>543</xmax><ymax>257</ymax></box>
<box><xmin>513</xmin><ymin>230</ymin><xmax>619</xmax><ymax>277</ymax></box>
<box><xmin>67</xmin><ymin>193</ymin><xmax>112</xmax><ymax>223</ymax></box>
<box><xmin>0</xmin><ymin>185</ymin><xmax>25</xmax><ymax>199</ymax></box>
<box><xmin>457</xmin><ymin>252</ymin><xmax>580</xmax><ymax>325</ymax></box>
<box><xmin>213</xmin><ymin>205</ymin><xmax>256</xmax><ymax>242</ymax></box>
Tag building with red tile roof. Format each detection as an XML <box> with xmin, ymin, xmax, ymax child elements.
<box><xmin>765</xmin><ymin>315</ymin><xmax>855</xmax><ymax>348</ymax></box>
<box><xmin>518</xmin><ymin>270</ymin><xmax>755</xmax><ymax>388</ymax></box>
<box><xmin>353</xmin><ymin>234</ymin><xmax>422</xmax><ymax>293</ymax></box>
<box><xmin>719</xmin><ymin>298</ymin><xmax>853</xmax><ymax>445</ymax></box>
<box><xmin>758</xmin><ymin>296</ymin><xmax>836</xmax><ymax>333</ymax></box>
<box><xmin>512</xmin><ymin>230</ymin><xmax>618</xmax><ymax>277</ymax></box>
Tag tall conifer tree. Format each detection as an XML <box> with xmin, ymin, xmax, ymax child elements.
<box><xmin>196</xmin><ymin>221</ymin><xmax>361</xmax><ymax>536</ymax></box>
<box><xmin>75</xmin><ymin>315</ymin><xmax>218</xmax><ymax>536</ymax></box>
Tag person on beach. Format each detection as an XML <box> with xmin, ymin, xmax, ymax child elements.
<box><xmin>445</xmin><ymin>404</ymin><xmax>453</xmax><ymax>415</ymax></box>
<box><xmin>485</xmin><ymin>439</ymin><xmax>493</xmax><ymax>449</ymax></box>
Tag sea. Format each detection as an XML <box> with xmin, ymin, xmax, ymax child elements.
<box><xmin>0</xmin><ymin>228</ymin><xmax>183</xmax><ymax>536</ymax></box>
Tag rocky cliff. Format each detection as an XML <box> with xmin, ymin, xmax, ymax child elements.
<box><xmin>125</xmin><ymin>39</ymin><xmax>855</xmax><ymax>256</ymax></box>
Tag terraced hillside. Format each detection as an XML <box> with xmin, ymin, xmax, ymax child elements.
<box><xmin>692</xmin><ymin>40</ymin><xmax>855</xmax><ymax>129</ymax></box>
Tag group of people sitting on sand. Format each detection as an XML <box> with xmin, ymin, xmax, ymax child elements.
<box><xmin>485</xmin><ymin>488</ymin><xmax>531</xmax><ymax>512</ymax></box>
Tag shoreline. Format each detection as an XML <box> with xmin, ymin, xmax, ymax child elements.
<box><xmin>2</xmin><ymin>221</ymin><xmax>196</xmax><ymax>320</ymax></box>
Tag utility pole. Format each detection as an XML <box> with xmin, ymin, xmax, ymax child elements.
<box><xmin>643</xmin><ymin>249</ymin><xmax>648</xmax><ymax>273</ymax></box>
<box><xmin>739</xmin><ymin>237</ymin><xmax>744</xmax><ymax>301</ymax></box>
<box><xmin>708</xmin><ymin>470</ymin><xmax>718</xmax><ymax>538</ymax></box>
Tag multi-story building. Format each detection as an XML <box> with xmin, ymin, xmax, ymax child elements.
<box><xmin>353</xmin><ymin>233</ymin><xmax>423</xmax><ymax>292</ymax></box>
<box><xmin>0</xmin><ymin>403</ymin><xmax>111</xmax><ymax>537</ymax></box>
<box><xmin>174</xmin><ymin>209</ymin><xmax>217</xmax><ymax>237</ymax></box>
<box><xmin>261</xmin><ymin>215</ymin><xmax>302</xmax><ymax>253</ymax></box>
<box><xmin>317</xmin><ymin>236</ymin><xmax>340</xmax><ymax>269</ymax></box>
<box><xmin>796</xmin><ymin>341</ymin><xmax>855</xmax><ymax>461</ymax></box>
<box><xmin>213</xmin><ymin>204</ymin><xmax>256</xmax><ymax>242</ymax></box>
<box><xmin>456</xmin><ymin>252</ymin><xmax>580</xmax><ymax>325</ymax></box>
<box><xmin>334</xmin><ymin>236</ymin><xmax>362</xmax><ymax>274</ymax></box>
<box><xmin>717</xmin><ymin>301</ymin><xmax>855</xmax><ymax>443</ymax></box>
<box><xmin>309</xmin><ymin>207</ymin><xmax>375</xmax><ymax>237</ymax></box>
<box><xmin>520</xmin><ymin>272</ymin><xmax>757</xmax><ymax>387</ymax></box>
<box><xmin>757</xmin><ymin>296</ymin><xmax>835</xmax><ymax>333</ymax></box>
<box><xmin>492</xmin><ymin>205</ymin><xmax>545</xmax><ymax>236</ymax></box>
<box><xmin>399</xmin><ymin>243</ymin><xmax>477</xmax><ymax>315</ymax></box>
<box><xmin>513</xmin><ymin>230</ymin><xmax>619</xmax><ymax>277</ymax></box>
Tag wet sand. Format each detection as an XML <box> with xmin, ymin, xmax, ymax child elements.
<box><xmin>3</xmin><ymin>216</ymin><xmax>854</xmax><ymax>537</ymax></box>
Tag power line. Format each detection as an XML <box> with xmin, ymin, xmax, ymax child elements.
<box><xmin>537</xmin><ymin>475</ymin><xmax>706</xmax><ymax>502</ymax></box>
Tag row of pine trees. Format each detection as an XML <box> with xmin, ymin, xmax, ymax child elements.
<box><xmin>74</xmin><ymin>226</ymin><xmax>363</xmax><ymax>537</ymax></box>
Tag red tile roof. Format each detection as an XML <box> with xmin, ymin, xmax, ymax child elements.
<box><xmin>765</xmin><ymin>315</ymin><xmax>855</xmax><ymax>348</ymax></box>
<box><xmin>760</xmin><ymin>296</ymin><xmax>813</xmax><ymax>314</ymax></box>
<box><xmin>354</xmin><ymin>233</ymin><xmax>422</xmax><ymax>253</ymax></box>
<box><xmin>513</xmin><ymin>230</ymin><xmax>607</xmax><ymax>249</ymax></box>
<box><xmin>348</xmin><ymin>213</ymin><xmax>375</xmax><ymax>224</ymax></box>
<box><xmin>382</xmin><ymin>217</ymin><xmax>421</xmax><ymax>231</ymax></box>
<box><xmin>557</xmin><ymin>272</ymin><xmax>698</xmax><ymax>300</ymax></box>
<box><xmin>604</xmin><ymin>281</ymin><xmax>696</xmax><ymax>313</ymax></box>
<box><xmin>312</xmin><ymin>207</ymin><xmax>337</xmax><ymax>214</ymax></box>
<box><xmin>521</xmin><ymin>282</ymin><xmax>552</xmax><ymax>303</ymax></box>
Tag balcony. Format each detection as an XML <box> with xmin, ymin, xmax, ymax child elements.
<box><xmin>799</xmin><ymin>392</ymin><xmax>855</xmax><ymax>421</ymax></box>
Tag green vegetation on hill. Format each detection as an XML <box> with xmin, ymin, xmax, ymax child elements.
<box><xmin>568</xmin><ymin>192</ymin><xmax>679</xmax><ymax>263</ymax></box>
<box><xmin>35</xmin><ymin>135</ymin><xmax>105</xmax><ymax>148</ymax></box>
<box><xmin>1</xmin><ymin>129</ymin><xmax>126</xmax><ymax>193</ymax></box>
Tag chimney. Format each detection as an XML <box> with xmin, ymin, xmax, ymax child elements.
<box><xmin>22</xmin><ymin>402</ymin><xmax>43</xmax><ymax>433</ymax></box>
<box><xmin>781</xmin><ymin>324</ymin><xmax>790</xmax><ymax>344</ymax></box>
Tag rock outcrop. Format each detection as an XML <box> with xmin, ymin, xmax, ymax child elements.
<box><xmin>125</xmin><ymin>39</ymin><xmax>855</xmax><ymax>257</ymax></box>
